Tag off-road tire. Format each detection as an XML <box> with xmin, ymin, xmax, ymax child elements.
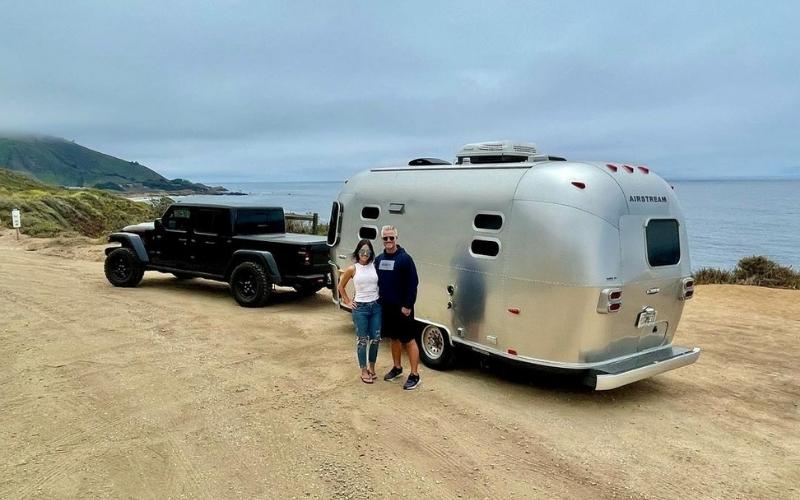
<box><xmin>417</xmin><ymin>323</ymin><xmax>455</xmax><ymax>370</ymax></box>
<box><xmin>230</xmin><ymin>261</ymin><xmax>272</xmax><ymax>307</ymax></box>
<box><xmin>104</xmin><ymin>247</ymin><xmax>145</xmax><ymax>287</ymax></box>
<box><xmin>293</xmin><ymin>283</ymin><xmax>324</xmax><ymax>297</ymax></box>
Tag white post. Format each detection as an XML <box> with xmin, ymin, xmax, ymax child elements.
<box><xmin>11</xmin><ymin>208</ymin><xmax>21</xmax><ymax>240</ymax></box>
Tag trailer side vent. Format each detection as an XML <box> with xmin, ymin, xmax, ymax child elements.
<box><xmin>474</xmin><ymin>213</ymin><xmax>503</xmax><ymax>231</ymax></box>
<box><xmin>606</xmin><ymin>163</ymin><xmax>618</xmax><ymax>172</ymax></box>
<box><xmin>408</xmin><ymin>158</ymin><xmax>451</xmax><ymax>166</ymax></box>
<box><xmin>359</xmin><ymin>226</ymin><xmax>378</xmax><ymax>240</ymax></box>
<box><xmin>388</xmin><ymin>203</ymin><xmax>405</xmax><ymax>214</ymax></box>
<box><xmin>623</xmin><ymin>164</ymin><xmax>635</xmax><ymax>173</ymax></box>
<box><xmin>638</xmin><ymin>166</ymin><xmax>650</xmax><ymax>174</ymax></box>
<box><xmin>571</xmin><ymin>181</ymin><xmax>586</xmax><ymax>190</ymax></box>
<box><xmin>361</xmin><ymin>206</ymin><xmax>380</xmax><ymax>220</ymax></box>
<box><xmin>470</xmin><ymin>238</ymin><xmax>500</xmax><ymax>257</ymax></box>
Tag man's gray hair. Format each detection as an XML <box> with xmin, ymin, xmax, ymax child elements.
<box><xmin>380</xmin><ymin>225</ymin><xmax>397</xmax><ymax>236</ymax></box>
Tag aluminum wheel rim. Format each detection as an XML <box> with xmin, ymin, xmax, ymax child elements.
<box><xmin>421</xmin><ymin>326</ymin><xmax>444</xmax><ymax>360</ymax></box>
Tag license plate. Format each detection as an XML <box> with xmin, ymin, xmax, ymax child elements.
<box><xmin>636</xmin><ymin>309</ymin><xmax>657</xmax><ymax>328</ymax></box>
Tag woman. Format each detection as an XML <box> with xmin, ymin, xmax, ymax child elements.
<box><xmin>337</xmin><ymin>239</ymin><xmax>382</xmax><ymax>383</ymax></box>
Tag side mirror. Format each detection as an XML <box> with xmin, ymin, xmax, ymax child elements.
<box><xmin>154</xmin><ymin>218</ymin><xmax>163</xmax><ymax>230</ymax></box>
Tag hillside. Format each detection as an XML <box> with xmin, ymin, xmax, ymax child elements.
<box><xmin>0</xmin><ymin>167</ymin><xmax>166</xmax><ymax>237</ymax></box>
<box><xmin>0</xmin><ymin>135</ymin><xmax>222</xmax><ymax>193</ymax></box>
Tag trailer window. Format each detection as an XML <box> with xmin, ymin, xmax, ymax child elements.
<box><xmin>646</xmin><ymin>219</ymin><xmax>680</xmax><ymax>266</ymax></box>
<box><xmin>361</xmin><ymin>206</ymin><xmax>380</xmax><ymax>220</ymax></box>
<box><xmin>474</xmin><ymin>213</ymin><xmax>503</xmax><ymax>231</ymax></box>
<box><xmin>327</xmin><ymin>202</ymin><xmax>341</xmax><ymax>246</ymax></box>
<box><xmin>470</xmin><ymin>238</ymin><xmax>500</xmax><ymax>258</ymax></box>
<box><xmin>359</xmin><ymin>226</ymin><xmax>378</xmax><ymax>240</ymax></box>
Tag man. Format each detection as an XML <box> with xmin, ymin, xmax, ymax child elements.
<box><xmin>374</xmin><ymin>225</ymin><xmax>421</xmax><ymax>390</ymax></box>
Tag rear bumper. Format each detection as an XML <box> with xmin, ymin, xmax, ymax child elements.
<box><xmin>282</xmin><ymin>273</ymin><xmax>331</xmax><ymax>288</ymax></box>
<box><xmin>587</xmin><ymin>346</ymin><xmax>701</xmax><ymax>390</ymax></box>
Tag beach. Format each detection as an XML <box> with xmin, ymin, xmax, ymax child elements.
<box><xmin>1</xmin><ymin>229</ymin><xmax>798</xmax><ymax>499</ymax></box>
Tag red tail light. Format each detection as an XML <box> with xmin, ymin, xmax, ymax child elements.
<box><xmin>507</xmin><ymin>349</ymin><xmax>518</xmax><ymax>356</ymax></box>
<box><xmin>680</xmin><ymin>277</ymin><xmax>695</xmax><ymax>300</ymax></box>
<box><xmin>597</xmin><ymin>288</ymin><xmax>623</xmax><ymax>313</ymax></box>
<box><xmin>571</xmin><ymin>181</ymin><xmax>586</xmax><ymax>189</ymax></box>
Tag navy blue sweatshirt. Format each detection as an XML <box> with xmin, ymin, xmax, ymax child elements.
<box><xmin>374</xmin><ymin>246</ymin><xmax>419</xmax><ymax>308</ymax></box>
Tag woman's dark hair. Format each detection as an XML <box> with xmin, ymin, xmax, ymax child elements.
<box><xmin>351</xmin><ymin>239</ymin><xmax>375</xmax><ymax>264</ymax></box>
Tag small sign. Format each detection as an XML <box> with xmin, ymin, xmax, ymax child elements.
<box><xmin>11</xmin><ymin>209</ymin><xmax>21</xmax><ymax>229</ymax></box>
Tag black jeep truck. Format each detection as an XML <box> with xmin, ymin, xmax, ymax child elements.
<box><xmin>104</xmin><ymin>203</ymin><xmax>330</xmax><ymax>307</ymax></box>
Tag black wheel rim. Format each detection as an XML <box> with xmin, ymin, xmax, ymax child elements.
<box><xmin>235</xmin><ymin>270</ymin><xmax>258</xmax><ymax>300</ymax></box>
<box><xmin>111</xmin><ymin>255</ymin><xmax>132</xmax><ymax>280</ymax></box>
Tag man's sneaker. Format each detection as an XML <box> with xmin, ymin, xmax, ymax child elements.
<box><xmin>403</xmin><ymin>373</ymin><xmax>421</xmax><ymax>390</ymax></box>
<box><xmin>383</xmin><ymin>366</ymin><xmax>403</xmax><ymax>381</ymax></box>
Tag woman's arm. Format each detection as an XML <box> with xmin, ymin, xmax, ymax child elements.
<box><xmin>337</xmin><ymin>265</ymin><xmax>356</xmax><ymax>308</ymax></box>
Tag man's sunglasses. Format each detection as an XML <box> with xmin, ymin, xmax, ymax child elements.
<box><xmin>382</xmin><ymin>236</ymin><xmax>396</xmax><ymax>241</ymax></box>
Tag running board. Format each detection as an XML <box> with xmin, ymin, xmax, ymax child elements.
<box><xmin>586</xmin><ymin>346</ymin><xmax>701</xmax><ymax>390</ymax></box>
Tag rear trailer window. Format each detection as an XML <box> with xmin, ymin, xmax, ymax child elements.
<box><xmin>236</xmin><ymin>209</ymin><xmax>285</xmax><ymax>234</ymax></box>
<box><xmin>646</xmin><ymin>219</ymin><xmax>680</xmax><ymax>266</ymax></box>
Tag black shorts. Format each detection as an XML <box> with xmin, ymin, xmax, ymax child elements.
<box><xmin>381</xmin><ymin>303</ymin><xmax>417</xmax><ymax>343</ymax></box>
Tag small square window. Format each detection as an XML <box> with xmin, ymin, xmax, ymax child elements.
<box><xmin>359</xmin><ymin>226</ymin><xmax>378</xmax><ymax>240</ymax></box>
<box><xmin>474</xmin><ymin>213</ymin><xmax>503</xmax><ymax>231</ymax></box>
<box><xmin>361</xmin><ymin>206</ymin><xmax>380</xmax><ymax>220</ymax></box>
<box><xmin>471</xmin><ymin>239</ymin><xmax>500</xmax><ymax>257</ymax></box>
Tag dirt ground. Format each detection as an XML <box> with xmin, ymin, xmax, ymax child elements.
<box><xmin>1</xmin><ymin>229</ymin><xmax>798</xmax><ymax>499</ymax></box>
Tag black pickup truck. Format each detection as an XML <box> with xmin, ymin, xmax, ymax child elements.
<box><xmin>103</xmin><ymin>203</ymin><xmax>330</xmax><ymax>307</ymax></box>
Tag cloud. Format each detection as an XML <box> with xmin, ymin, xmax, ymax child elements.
<box><xmin>1</xmin><ymin>1</ymin><xmax>798</xmax><ymax>181</ymax></box>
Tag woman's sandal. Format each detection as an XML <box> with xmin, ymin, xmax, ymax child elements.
<box><xmin>361</xmin><ymin>372</ymin><xmax>374</xmax><ymax>384</ymax></box>
<box><xmin>368</xmin><ymin>370</ymin><xmax>377</xmax><ymax>381</ymax></box>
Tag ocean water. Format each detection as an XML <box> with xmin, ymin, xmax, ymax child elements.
<box><xmin>176</xmin><ymin>179</ymin><xmax>800</xmax><ymax>271</ymax></box>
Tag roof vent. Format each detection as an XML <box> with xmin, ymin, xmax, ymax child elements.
<box><xmin>408</xmin><ymin>157</ymin><xmax>451</xmax><ymax>166</ymax></box>
<box><xmin>456</xmin><ymin>140</ymin><xmax>554</xmax><ymax>165</ymax></box>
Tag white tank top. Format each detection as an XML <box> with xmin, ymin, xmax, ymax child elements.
<box><xmin>353</xmin><ymin>262</ymin><xmax>380</xmax><ymax>302</ymax></box>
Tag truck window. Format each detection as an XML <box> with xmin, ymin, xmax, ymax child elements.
<box><xmin>235</xmin><ymin>209</ymin><xmax>285</xmax><ymax>234</ymax></box>
<box><xmin>646</xmin><ymin>219</ymin><xmax>680</xmax><ymax>266</ymax></box>
<box><xmin>194</xmin><ymin>208</ymin><xmax>228</xmax><ymax>235</ymax></box>
<box><xmin>164</xmin><ymin>207</ymin><xmax>191</xmax><ymax>231</ymax></box>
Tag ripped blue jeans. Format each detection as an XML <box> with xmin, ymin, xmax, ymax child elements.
<box><xmin>352</xmin><ymin>300</ymin><xmax>381</xmax><ymax>368</ymax></box>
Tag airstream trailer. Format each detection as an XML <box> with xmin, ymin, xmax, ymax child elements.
<box><xmin>327</xmin><ymin>141</ymin><xmax>700</xmax><ymax>390</ymax></box>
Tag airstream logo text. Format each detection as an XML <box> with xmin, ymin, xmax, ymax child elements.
<box><xmin>629</xmin><ymin>195</ymin><xmax>668</xmax><ymax>203</ymax></box>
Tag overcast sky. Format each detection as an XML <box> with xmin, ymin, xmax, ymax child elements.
<box><xmin>1</xmin><ymin>1</ymin><xmax>798</xmax><ymax>182</ymax></box>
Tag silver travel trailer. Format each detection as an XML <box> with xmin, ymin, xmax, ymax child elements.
<box><xmin>327</xmin><ymin>141</ymin><xmax>700</xmax><ymax>390</ymax></box>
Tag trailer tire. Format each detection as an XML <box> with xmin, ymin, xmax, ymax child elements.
<box><xmin>230</xmin><ymin>261</ymin><xmax>272</xmax><ymax>307</ymax></box>
<box><xmin>418</xmin><ymin>323</ymin><xmax>455</xmax><ymax>370</ymax></box>
<box><xmin>104</xmin><ymin>247</ymin><xmax>144</xmax><ymax>287</ymax></box>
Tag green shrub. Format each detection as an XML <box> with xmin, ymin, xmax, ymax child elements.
<box><xmin>695</xmin><ymin>256</ymin><xmax>800</xmax><ymax>289</ymax></box>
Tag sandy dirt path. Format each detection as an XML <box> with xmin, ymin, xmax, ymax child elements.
<box><xmin>1</xmin><ymin>231</ymin><xmax>798</xmax><ymax>499</ymax></box>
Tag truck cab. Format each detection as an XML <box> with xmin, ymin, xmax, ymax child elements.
<box><xmin>104</xmin><ymin>203</ymin><xmax>330</xmax><ymax>307</ymax></box>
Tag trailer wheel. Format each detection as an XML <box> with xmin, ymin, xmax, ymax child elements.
<box><xmin>418</xmin><ymin>324</ymin><xmax>455</xmax><ymax>369</ymax></box>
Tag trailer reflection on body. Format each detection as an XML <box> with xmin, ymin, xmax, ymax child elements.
<box><xmin>327</xmin><ymin>141</ymin><xmax>699</xmax><ymax>390</ymax></box>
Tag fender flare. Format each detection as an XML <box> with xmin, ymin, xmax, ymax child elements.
<box><xmin>227</xmin><ymin>250</ymin><xmax>281</xmax><ymax>283</ymax></box>
<box><xmin>107</xmin><ymin>233</ymin><xmax>149</xmax><ymax>263</ymax></box>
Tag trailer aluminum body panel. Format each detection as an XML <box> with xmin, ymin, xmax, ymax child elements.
<box><xmin>328</xmin><ymin>146</ymin><xmax>700</xmax><ymax>390</ymax></box>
